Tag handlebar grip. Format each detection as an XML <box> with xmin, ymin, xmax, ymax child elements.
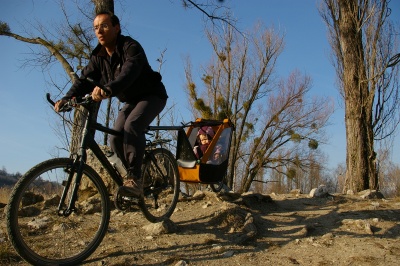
<box><xmin>46</xmin><ymin>93</ymin><xmax>73</xmax><ymax>112</ymax></box>
<box><xmin>86</xmin><ymin>77</ymin><xmax>111</xmax><ymax>96</ymax></box>
<box><xmin>46</xmin><ymin>93</ymin><xmax>56</xmax><ymax>106</ymax></box>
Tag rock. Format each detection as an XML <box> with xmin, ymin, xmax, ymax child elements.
<box><xmin>19</xmin><ymin>206</ymin><xmax>41</xmax><ymax>217</ymax></box>
<box><xmin>177</xmin><ymin>190</ymin><xmax>207</xmax><ymax>202</ymax></box>
<box><xmin>342</xmin><ymin>219</ymin><xmax>375</xmax><ymax>234</ymax></box>
<box><xmin>242</xmin><ymin>192</ymin><xmax>273</xmax><ymax>204</ymax></box>
<box><xmin>364</xmin><ymin>221</ymin><xmax>374</xmax><ymax>234</ymax></box>
<box><xmin>242</xmin><ymin>213</ymin><xmax>256</xmax><ymax>235</ymax></box>
<box><xmin>322</xmin><ymin>232</ymin><xmax>334</xmax><ymax>239</ymax></box>
<box><xmin>358</xmin><ymin>190</ymin><xmax>385</xmax><ymax>199</ymax></box>
<box><xmin>309</xmin><ymin>185</ymin><xmax>329</xmax><ymax>198</ymax></box>
<box><xmin>202</xmin><ymin>201</ymin><xmax>212</xmax><ymax>208</ymax></box>
<box><xmin>21</xmin><ymin>191</ymin><xmax>44</xmax><ymax>207</ymax></box>
<box><xmin>220</xmin><ymin>201</ymin><xmax>237</xmax><ymax>211</ymax></box>
<box><xmin>290</xmin><ymin>189</ymin><xmax>302</xmax><ymax>195</ymax></box>
<box><xmin>212</xmin><ymin>244</ymin><xmax>225</xmax><ymax>253</ymax></box>
<box><xmin>80</xmin><ymin>195</ymin><xmax>102</xmax><ymax>214</ymax></box>
<box><xmin>370</xmin><ymin>201</ymin><xmax>380</xmax><ymax>209</ymax></box>
<box><xmin>218</xmin><ymin>191</ymin><xmax>273</xmax><ymax>207</ymax></box>
<box><xmin>217</xmin><ymin>191</ymin><xmax>242</xmax><ymax>202</ymax></box>
<box><xmin>43</xmin><ymin>194</ymin><xmax>61</xmax><ymax>208</ymax></box>
<box><xmin>222</xmin><ymin>250</ymin><xmax>235</xmax><ymax>258</ymax></box>
<box><xmin>142</xmin><ymin>219</ymin><xmax>177</xmax><ymax>235</ymax></box>
<box><xmin>192</xmin><ymin>190</ymin><xmax>206</xmax><ymax>200</ymax></box>
<box><xmin>235</xmin><ymin>212</ymin><xmax>258</xmax><ymax>244</ymax></box>
<box><xmin>28</xmin><ymin>216</ymin><xmax>51</xmax><ymax>229</ymax></box>
<box><xmin>85</xmin><ymin>145</ymin><xmax>119</xmax><ymax>193</ymax></box>
<box><xmin>174</xmin><ymin>260</ymin><xmax>188</xmax><ymax>266</ymax></box>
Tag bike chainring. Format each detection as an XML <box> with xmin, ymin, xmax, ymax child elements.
<box><xmin>113</xmin><ymin>187</ymin><xmax>139</xmax><ymax>212</ymax></box>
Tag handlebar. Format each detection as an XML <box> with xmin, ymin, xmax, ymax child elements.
<box><xmin>46</xmin><ymin>93</ymin><xmax>56</xmax><ymax>106</ymax></box>
<box><xmin>86</xmin><ymin>77</ymin><xmax>111</xmax><ymax>96</ymax></box>
<box><xmin>47</xmin><ymin>77</ymin><xmax>111</xmax><ymax>112</ymax></box>
<box><xmin>47</xmin><ymin>93</ymin><xmax>92</xmax><ymax>112</ymax></box>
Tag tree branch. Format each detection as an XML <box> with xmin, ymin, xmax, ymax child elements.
<box><xmin>183</xmin><ymin>0</ymin><xmax>240</xmax><ymax>33</ymax></box>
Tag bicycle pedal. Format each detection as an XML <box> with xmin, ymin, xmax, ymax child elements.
<box><xmin>113</xmin><ymin>187</ymin><xmax>141</xmax><ymax>211</ymax></box>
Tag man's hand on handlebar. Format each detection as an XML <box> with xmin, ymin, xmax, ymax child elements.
<box><xmin>54</xmin><ymin>99</ymin><xmax>68</xmax><ymax>112</ymax></box>
<box><xmin>92</xmin><ymin>86</ymin><xmax>110</xmax><ymax>102</ymax></box>
<box><xmin>52</xmin><ymin>77</ymin><xmax>111</xmax><ymax>111</ymax></box>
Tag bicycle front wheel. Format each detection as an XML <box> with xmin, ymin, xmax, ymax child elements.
<box><xmin>6</xmin><ymin>158</ymin><xmax>110</xmax><ymax>266</ymax></box>
<box><xmin>139</xmin><ymin>148</ymin><xmax>179</xmax><ymax>222</ymax></box>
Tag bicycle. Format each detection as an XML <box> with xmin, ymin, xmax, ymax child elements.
<box><xmin>5</xmin><ymin>79</ymin><xmax>183</xmax><ymax>265</ymax></box>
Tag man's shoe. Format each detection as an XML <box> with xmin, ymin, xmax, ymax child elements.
<box><xmin>119</xmin><ymin>178</ymin><xmax>143</xmax><ymax>198</ymax></box>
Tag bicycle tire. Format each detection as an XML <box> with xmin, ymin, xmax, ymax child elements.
<box><xmin>139</xmin><ymin>148</ymin><xmax>179</xmax><ymax>223</ymax></box>
<box><xmin>210</xmin><ymin>181</ymin><xmax>224</xmax><ymax>192</ymax></box>
<box><xmin>210</xmin><ymin>173</ymin><xmax>228</xmax><ymax>192</ymax></box>
<box><xmin>6</xmin><ymin>157</ymin><xmax>110</xmax><ymax>266</ymax></box>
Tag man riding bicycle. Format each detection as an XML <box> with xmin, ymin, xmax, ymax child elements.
<box><xmin>55</xmin><ymin>11</ymin><xmax>168</xmax><ymax>198</ymax></box>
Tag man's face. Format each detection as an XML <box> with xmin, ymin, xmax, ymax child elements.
<box><xmin>93</xmin><ymin>14</ymin><xmax>120</xmax><ymax>47</ymax></box>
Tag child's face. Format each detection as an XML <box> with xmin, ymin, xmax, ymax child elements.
<box><xmin>199</xmin><ymin>134</ymin><xmax>210</xmax><ymax>145</ymax></box>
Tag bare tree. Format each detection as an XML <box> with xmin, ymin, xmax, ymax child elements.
<box><xmin>332</xmin><ymin>163</ymin><xmax>346</xmax><ymax>193</ymax></box>
<box><xmin>0</xmin><ymin>0</ymin><xmax>235</xmax><ymax>155</ymax></box>
<box><xmin>381</xmin><ymin>161</ymin><xmax>400</xmax><ymax>197</ymax></box>
<box><xmin>0</xmin><ymin>0</ymin><xmax>114</xmax><ymax>155</ymax></box>
<box><xmin>184</xmin><ymin>23</ymin><xmax>334</xmax><ymax>192</ymax></box>
<box><xmin>320</xmin><ymin>0</ymin><xmax>400</xmax><ymax>193</ymax></box>
<box><xmin>181</xmin><ymin>0</ymin><xmax>238</xmax><ymax>31</ymax></box>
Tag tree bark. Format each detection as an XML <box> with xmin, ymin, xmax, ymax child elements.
<box><xmin>92</xmin><ymin>0</ymin><xmax>114</xmax><ymax>14</ymax></box>
<box><xmin>338</xmin><ymin>1</ymin><xmax>377</xmax><ymax>192</ymax></box>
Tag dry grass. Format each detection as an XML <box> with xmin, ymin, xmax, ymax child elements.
<box><xmin>0</xmin><ymin>187</ymin><xmax>12</xmax><ymax>205</ymax></box>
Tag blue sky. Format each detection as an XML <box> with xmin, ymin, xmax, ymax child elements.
<box><xmin>0</xmin><ymin>0</ymin><xmax>399</xmax><ymax>174</ymax></box>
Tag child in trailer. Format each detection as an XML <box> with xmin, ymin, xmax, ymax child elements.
<box><xmin>193</xmin><ymin>126</ymin><xmax>215</xmax><ymax>160</ymax></box>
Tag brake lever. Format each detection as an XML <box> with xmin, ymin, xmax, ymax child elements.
<box><xmin>59</xmin><ymin>102</ymin><xmax>73</xmax><ymax>112</ymax></box>
<box><xmin>46</xmin><ymin>92</ymin><xmax>70</xmax><ymax>112</ymax></box>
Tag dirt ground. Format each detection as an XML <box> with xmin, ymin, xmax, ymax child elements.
<box><xmin>1</xmin><ymin>190</ymin><xmax>400</xmax><ymax>266</ymax></box>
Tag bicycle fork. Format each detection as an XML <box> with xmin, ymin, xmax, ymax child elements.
<box><xmin>58</xmin><ymin>157</ymin><xmax>84</xmax><ymax>217</ymax></box>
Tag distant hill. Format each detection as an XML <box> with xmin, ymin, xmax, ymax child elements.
<box><xmin>0</xmin><ymin>170</ymin><xmax>21</xmax><ymax>187</ymax></box>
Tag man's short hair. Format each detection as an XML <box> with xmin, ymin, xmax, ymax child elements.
<box><xmin>96</xmin><ymin>11</ymin><xmax>120</xmax><ymax>27</ymax></box>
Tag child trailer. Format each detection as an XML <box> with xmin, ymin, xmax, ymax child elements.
<box><xmin>176</xmin><ymin>118</ymin><xmax>234</xmax><ymax>184</ymax></box>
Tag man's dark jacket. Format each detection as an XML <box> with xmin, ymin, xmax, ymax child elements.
<box><xmin>64</xmin><ymin>34</ymin><xmax>168</xmax><ymax>103</ymax></box>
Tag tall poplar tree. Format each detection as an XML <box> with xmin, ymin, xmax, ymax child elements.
<box><xmin>320</xmin><ymin>0</ymin><xmax>400</xmax><ymax>192</ymax></box>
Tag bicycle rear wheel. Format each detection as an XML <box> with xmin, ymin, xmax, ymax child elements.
<box><xmin>6</xmin><ymin>158</ymin><xmax>110</xmax><ymax>266</ymax></box>
<box><xmin>139</xmin><ymin>148</ymin><xmax>179</xmax><ymax>222</ymax></box>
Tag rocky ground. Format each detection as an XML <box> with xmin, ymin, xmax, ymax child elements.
<box><xmin>1</xmin><ymin>189</ymin><xmax>400</xmax><ymax>266</ymax></box>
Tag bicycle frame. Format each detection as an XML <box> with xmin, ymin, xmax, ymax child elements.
<box><xmin>57</xmin><ymin>101</ymin><xmax>185</xmax><ymax>216</ymax></box>
<box><xmin>58</xmin><ymin>104</ymin><xmax>123</xmax><ymax>216</ymax></box>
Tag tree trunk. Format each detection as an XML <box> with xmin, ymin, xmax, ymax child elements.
<box><xmin>92</xmin><ymin>0</ymin><xmax>114</xmax><ymax>13</ymax></box>
<box><xmin>339</xmin><ymin>1</ymin><xmax>377</xmax><ymax>193</ymax></box>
